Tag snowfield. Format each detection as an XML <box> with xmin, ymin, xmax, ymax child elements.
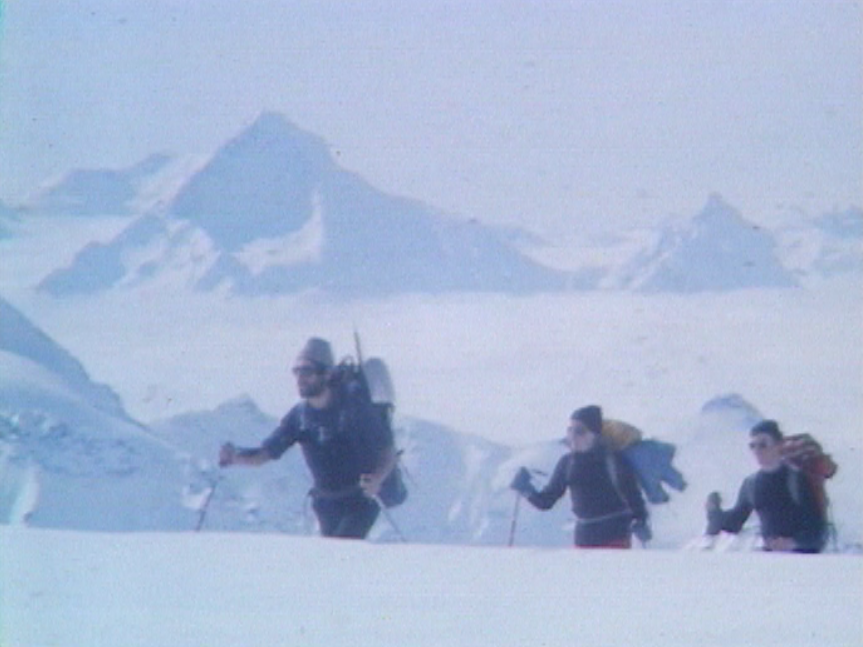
<box><xmin>2</xmin><ymin>527</ymin><xmax>861</xmax><ymax>647</ymax></box>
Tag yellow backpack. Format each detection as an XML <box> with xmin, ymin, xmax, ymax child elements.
<box><xmin>602</xmin><ymin>419</ymin><xmax>643</xmax><ymax>451</ymax></box>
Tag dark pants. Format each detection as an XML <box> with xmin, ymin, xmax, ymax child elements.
<box><xmin>312</xmin><ymin>494</ymin><xmax>380</xmax><ymax>539</ymax></box>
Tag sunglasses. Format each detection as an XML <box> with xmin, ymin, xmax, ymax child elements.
<box><xmin>749</xmin><ymin>440</ymin><xmax>773</xmax><ymax>451</ymax></box>
<box><xmin>292</xmin><ymin>365</ymin><xmax>324</xmax><ymax>377</ymax></box>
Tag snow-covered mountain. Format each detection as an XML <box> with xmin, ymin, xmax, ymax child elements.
<box><xmin>0</xmin><ymin>297</ymin><xmax>130</xmax><ymax>421</ymax></box>
<box><xmin>11</xmin><ymin>113</ymin><xmax>858</xmax><ymax>296</ymax></box>
<box><xmin>0</xmin><ymin>201</ymin><xmax>19</xmax><ymax>239</ymax></box>
<box><xmin>607</xmin><ymin>194</ymin><xmax>798</xmax><ymax>292</ymax></box>
<box><xmin>0</xmin><ymin>296</ymin><xmax>194</xmax><ymax>530</ymax></box>
<box><xmin>777</xmin><ymin>206</ymin><xmax>863</xmax><ymax>278</ymax></box>
<box><xmin>24</xmin><ymin>153</ymin><xmax>203</xmax><ymax>218</ymax></box>
<box><xmin>37</xmin><ymin>113</ymin><xmax>572</xmax><ymax>297</ymax></box>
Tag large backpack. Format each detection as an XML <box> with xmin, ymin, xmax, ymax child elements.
<box><xmin>601</xmin><ymin>419</ymin><xmax>686</xmax><ymax>505</ymax></box>
<box><xmin>329</xmin><ymin>351</ymin><xmax>408</xmax><ymax>509</ymax></box>
<box><xmin>601</xmin><ymin>419</ymin><xmax>643</xmax><ymax>450</ymax></box>
<box><xmin>780</xmin><ymin>433</ymin><xmax>837</xmax><ymax>521</ymax></box>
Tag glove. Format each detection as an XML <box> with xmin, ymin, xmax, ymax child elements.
<box><xmin>705</xmin><ymin>492</ymin><xmax>723</xmax><ymax>536</ymax></box>
<box><xmin>632</xmin><ymin>519</ymin><xmax>652</xmax><ymax>544</ymax></box>
<box><xmin>510</xmin><ymin>467</ymin><xmax>535</xmax><ymax>496</ymax></box>
<box><xmin>218</xmin><ymin>442</ymin><xmax>237</xmax><ymax>467</ymax></box>
<box><xmin>705</xmin><ymin>491</ymin><xmax>722</xmax><ymax>511</ymax></box>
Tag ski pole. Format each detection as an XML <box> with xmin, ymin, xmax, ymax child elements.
<box><xmin>195</xmin><ymin>473</ymin><xmax>222</xmax><ymax>532</ymax></box>
<box><xmin>373</xmin><ymin>496</ymin><xmax>408</xmax><ymax>543</ymax></box>
<box><xmin>508</xmin><ymin>493</ymin><xmax>522</xmax><ymax>547</ymax></box>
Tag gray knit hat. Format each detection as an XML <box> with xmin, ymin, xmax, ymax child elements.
<box><xmin>296</xmin><ymin>337</ymin><xmax>334</xmax><ymax>370</ymax></box>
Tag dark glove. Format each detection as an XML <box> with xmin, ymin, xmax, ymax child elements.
<box><xmin>632</xmin><ymin>519</ymin><xmax>652</xmax><ymax>544</ymax></box>
<box><xmin>705</xmin><ymin>491</ymin><xmax>722</xmax><ymax>511</ymax></box>
<box><xmin>705</xmin><ymin>492</ymin><xmax>723</xmax><ymax>535</ymax></box>
<box><xmin>510</xmin><ymin>467</ymin><xmax>535</xmax><ymax>496</ymax></box>
<box><xmin>218</xmin><ymin>442</ymin><xmax>236</xmax><ymax>467</ymax></box>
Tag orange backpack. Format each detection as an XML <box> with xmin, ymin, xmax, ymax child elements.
<box><xmin>780</xmin><ymin>433</ymin><xmax>837</xmax><ymax>519</ymax></box>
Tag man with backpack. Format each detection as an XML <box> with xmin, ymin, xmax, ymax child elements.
<box><xmin>511</xmin><ymin>405</ymin><xmax>650</xmax><ymax>548</ymax></box>
<box><xmin>705</xmin><ymin>419</ymin><xmax>830</xmax><ymax>553</ymax></box>
<box><xmin>219</xmin><ymin>337</ymin><xmax>398</xmax><ymax>539</ymax></box>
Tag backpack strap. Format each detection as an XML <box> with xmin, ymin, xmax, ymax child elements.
<box><xmin>742</xmin><ymin>474</ymin><xmax>757</xmax><ymax>509</ymax></box>
<box><xmin>786</xmin><ymin>467</ymin><xmax>802</xmax><ymax>506</ymax></box>
<box><xmin>299</xmin><ymin>402</ymin><xmax>312</xmax><ymax>437</ymax></box>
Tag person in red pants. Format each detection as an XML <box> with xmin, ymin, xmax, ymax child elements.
<box><xmin>511</xmin><ymin>405</ymin><xmax>650</xmax><ymax>548</ymax></box>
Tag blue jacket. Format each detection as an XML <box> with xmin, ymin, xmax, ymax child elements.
<box><xmin>262</xmin><ymin>385</ymin><xmax>392</xmax><ymax>494</ymax></box>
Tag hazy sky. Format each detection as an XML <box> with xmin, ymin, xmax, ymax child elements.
<box><xmin>1</xmin><ymin>1</ymin><xmax>860</xmax><ymax>235</ymax></box>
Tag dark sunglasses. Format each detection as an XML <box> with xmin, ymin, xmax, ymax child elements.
<box><xmin>749</xmin><ymin>440</ymin><xmax>772</xmax><ymax>451</ymax></box>
<box><xmin>292</xmin><ymin>365</ymin><xmax>324</xmax><ymax>377</ymax></box>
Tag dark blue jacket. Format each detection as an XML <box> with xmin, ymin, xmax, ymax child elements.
<box><xmin>527</xmin><ymin>445</ymin><xmax>647</xmax><ymax>547</ymax></box>
<box><xmin>262</xmin><ymin>385</ymin><xmax>392</xmax><ymax>494</ymax></box>
<box><xmin>708</xmin><ymin>464</ymin><xmax>827</xmax><ymax>553</ymax></box>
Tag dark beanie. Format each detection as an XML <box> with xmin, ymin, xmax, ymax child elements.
<box><xmin>571</xmin><ymin>405</ymin><xmax>603</xmax><ymax>435</ymax></box>
<box><xmin>751</xmin><ymin>419</ymin><xmax>783</xmax><ymax>442</ymax></box>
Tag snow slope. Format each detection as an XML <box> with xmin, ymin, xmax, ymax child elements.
<box><xmin>1</xmin><ymin>526</ymin><xmax>860</xmax><ymax>647</ymax></box>
<box><xmin>0</xmin><ymin>297</ymin><xmax>194</xmax><ymax>531</ymax></box>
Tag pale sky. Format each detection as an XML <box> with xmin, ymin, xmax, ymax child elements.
<box><xmin>1</xmin><ymin>0</ymin><xmax>860</xmax><ymax>236</ymax></box>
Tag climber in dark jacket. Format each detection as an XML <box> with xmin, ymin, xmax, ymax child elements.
<box><xmin>219</xmin><ymin>338</ymin><xmax>396</xmax><ymax>539</ymax></box>
<box><xmin>705</xmin><ymin>420</ymin><xmax>827</xmax><ymax>553</ymax></box>
<box><xmin>512</xmin><ymin>405</ymin><xmax>649</xmax><ymax>548</ymax></box>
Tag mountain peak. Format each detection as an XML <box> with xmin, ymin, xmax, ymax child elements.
<box><xmin>694</xmin><ymin>193</ymin><xmax>747</xmax><ymax>228</ymax></box>
<box><xmin>167</xmin><ymin>113</ymin><xmax>335</xmax><ymax>250</ymax></box>
<box><xmin>244</xmin><ymin>111</ymin><xmax>306</xmax><ymax>137</ymax></box>
<box><xmin>702</xmin><ymin>192</ymin><xmax>734</xmax><ymax>213</ymax></box>
<box><xmin>623</xmin><ymin>196</ymin><xmax>797</xmax><ymax>292</ymax></box>
<box><xmin>228</xmin><ymin>112</ymin><xmax>334</xmax><ymax>172</ymax></box>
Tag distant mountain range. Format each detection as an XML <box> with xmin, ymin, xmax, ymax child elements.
<box><xmin>30</xmin><ymin>113</ymin><xmax>573</xmax><ymax>297</ymax></box>
<box><xmin>776</xmin><ymin>208</ymin><xmax>863</xmax><ymax>277</ymax></box>
<box><xmin>9</xmin><ymin>112</ymin><xmax>861</xmax><ymax>296</ymax></box>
